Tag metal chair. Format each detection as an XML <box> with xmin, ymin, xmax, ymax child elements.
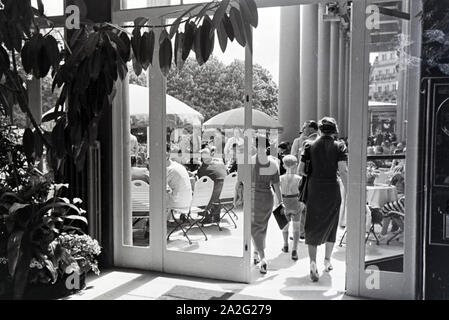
<box><xmin>213</xmin><ymin>172</ymin><xmax>238</xmax><ymax>231</ymax></box>
<box><xmin>131</xmin><ymin>180</ymin><xmax>150</xmax><ymax>227</ymax></box>
<box><xmin>167</xmin><ymin>176</ymin><xmax>214</xmax><ymax>244</ymax></box>
<box><xmin>365</xmin><ymin>206</ymin><xmax>384</xmax><ymax>245</ymax></box>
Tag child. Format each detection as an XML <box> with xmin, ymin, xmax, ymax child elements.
<box><xmin>279</xmin><ymin>155</ymin><xmax>304</xmax><ymax>260</ymax></box>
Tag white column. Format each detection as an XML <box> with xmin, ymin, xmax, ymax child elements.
<box><xmin>279</xmin><ymin>6</ymin><xmax>301</xmax><ymax>142</ymax></box>
<box><xmin>344</xmin><ymin>39</ymin><xmax>350</xmax><ymax>138</ymax></box>
<box><xmin>300</xmin><ymin>4</ymin><xmax>318</xmax><ymax>124</ymax></box>
<box><xmin>317</xmin><ymin>3</ymin><xmax>330</xmax><ymax>120</ymax></box>
<box><xmin>121</xmin><ymin>74</ymin><xmax>133</xmax><ymax>246</ymax></box>
<box><xmin>329</xmin><ymin>21</ymin><xmax>340</xmax><ymax>120</ymax></box>
<box><xmin>338</xmin><ymin>27</ymin><xmax>346</xmax><ymax>136</ymax></box>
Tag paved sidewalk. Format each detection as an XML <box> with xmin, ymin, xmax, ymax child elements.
<box><xmin>64</xmin><ymin>267</ymin><xmax>359</xmax><ymax>300</ymax></box>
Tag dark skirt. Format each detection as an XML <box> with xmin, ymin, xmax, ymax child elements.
<box><xmin>305</xmin><ymin>178</ymin><xmax>341</xmax><ymax>246</ymax></box>
<box><xmin>252</xmin><ymin>189</ymin><xmax>274</xmax><ymax>252</ymax></box>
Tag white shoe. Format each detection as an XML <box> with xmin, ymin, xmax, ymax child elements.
<box><xmin>310</xmin><ymin>261</ymin><xmax>319</xmax><ymax>282</ymax></box>
<box><xmin>253</xmin><ymin>252</ymin><xmax>260</xmax><ymax>265</ymax></box>
<box><xmin>324</xmin><ymin>259</ymin><xmax>333</xmax><ymax>272</ymax></box>
<box><xmin>259</xmin><ymin>259</ymin><xmax>267</xmax><ymax>274</ymax></box>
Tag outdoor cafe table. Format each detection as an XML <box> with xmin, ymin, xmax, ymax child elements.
<box><xmin>366</xmin><ymin>185</ymin><xmax>398</xmax><ymax>208</ymax></box>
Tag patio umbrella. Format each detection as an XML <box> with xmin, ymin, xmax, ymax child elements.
<box><xmin>128</xmin><ymin>84</ymin><xmax>204</xmax><ymax>128</ymax></box>
<box><xmin>203</xmin><ymin>107</ymin><xmax>282</xmax><ymax>130</ymax></box>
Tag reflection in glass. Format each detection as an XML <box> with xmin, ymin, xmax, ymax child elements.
<box><xmin>128</xmin><ymin>66</ymin><xmax>151</xmax><ymax>248</ymax></box>
<box><xmin>364</xmin><ymin>1</ymin><xmax>411</xmax><ymax>272</ymax></box>
<box><xmin>163</xmin><ymin>20</ymin><xmax>245</xmax><ymax>256</ymax></box>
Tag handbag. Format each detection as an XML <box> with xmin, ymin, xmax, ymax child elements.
<box><xmin>273</xmin><ymin>204</ymin><xmax>288</xmax><ymax>230</ymax></box>
<box><xmin>298</xmin><ymin>175</ymin><xmax>308</xmax><ymax>203</ymax></box>
<box><xmin>299</xmin><ymin>156</ymin><xmax>312</xmax><ymax>203</ymax></box>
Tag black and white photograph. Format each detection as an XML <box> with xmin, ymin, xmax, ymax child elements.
<box><xmin>0</xmin><ymin>0</ymin><xmax>448</xmax><ymax>306</ymax></box>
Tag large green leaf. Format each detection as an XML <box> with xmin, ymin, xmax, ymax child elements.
<box><xmin>36</xmin><ymin>0</ymin><xmax>44</xmax><ymax>16</ymax></box>
<box><xmin>12</xmin><ymin>243</ymin><xmax>32</xmax><ymax>300</ymax></box>
<box><xmin>7</xmin><ymin>230</ymin><xmax>24</xmax><ymax>277</ymax></box>
<box><xmin>169</xmin><ymin>3</ymin><xmax>203</xmax><ymax>39</ymax></box>
<box><xmin>22</xmin><ymin>128</ymin><xmax>35</xmax><ymax>160</ymax></box>
<box><xmin>8</xmin><ymin>203</ymin><xmax>30</xmax><ymax>215</ymax></box>
<box><xmin>44</xmin><ymin>35</ymin><xmax>60</xmax><ymax>69</ymax></box>
<box><xmin>134</xmin><ymin>17</ymin><xmax>149</xmax><ymax>27</ymax></box>
<box><xmin>194</xmin><ymin>25</ymin><xmax>204</xmax><ymax>65</ymax></box>
<box><xmin>84</xmin><ymin>32</ymin><xmax>100</xmax><ymax>58</ymax></box>
<box><xmin>52</xmin><ymin>119</ymin><xmax>66</xmax><ymax>159</ymax></box>
<box><xmin>239</xmin><ymin>0</ymin><xmax>258</xmax><ymax>28</ymax></box>
<box><xmin>64</xmin><ymin>215</ymin><xmax>88</xmax><ymax>224</ymax></box>
<box><xmin>159</xmin><ymin>29</ymin><xmax>172</xmax><ymax>77</ymax></box>
<box><xmin>174</xmin><ymin>32</ymin><xmax>185</xmax><ymax>69</ymax></box>
<box><xmin>140</xmin><ymin>31</ymin><xmax>155</xmax><ymax>70</ymax></box>
<box><xmin>0</xmin><ymin>45</ymin><xmax>10</xmax><ymax>77</ymax></box>
<box><xmin>37</xmin><ymin>41</ymin><xmax>52</xmax><ymax>78</ymax></box>
<box><xmin>131</xmin><ymin>27</ymin><xmax>142</xmax><ymax>64</ymax></box>
<box><xmin>199</xmin><ymin>16</ymin><xmax>215</xmax><ymax>64</ymax></box>
<box><xmin>119</xmin><ymin>32</ymin><xmax>131</xmax><ymax>62</ymax></box>
<box><xmin>43</xmin><ymin>259</ymin><xmax>58</xmax><ymax>284</ymax></box>
<box><xmin>34</xmin><ymin>130</ymin><xmax>44</xmax><ymax>159</ymax></box>
<box><xmin>132</xmin><ymin>54</ymin><xmax>143</xmax><ymax>76</ymax></box>
<box><xmin>182</xmin><ymin>21</ymin><xmax>196</xmax><ymax>61</ymax></box>
<box><xmin>212</xmin><ymin>0</ymin><xmax>230</xmax><ymax>28</ymax></box>
<box><xmin>217</xmin><ymin>20</ymin><xmax>228</xmax><ymax>53</ymax></box>
<box><xmin>229</xmin><ymin>7</ymin><xmax>246</xmax><ymax>47</ymax></box>
<box><xmin>42</xmin><ymin>111</ymin><xmax>65</xmax><ymax>123</ymax></box>
<box><xmin>107</xmin><ymin>30</ymin><xmax>130</xmax><ymax>64</ymax></box>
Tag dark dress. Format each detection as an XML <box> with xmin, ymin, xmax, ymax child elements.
<box><xmin>301</xmin><ymin>136</ymin><xmax>347</xmax><ymax>246</ymax></box>
<box><xmin>251</xmin><ymin>155</ymin><xmax>280</xmax><ymax>252</ymax></box>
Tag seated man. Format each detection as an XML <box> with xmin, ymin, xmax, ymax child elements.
<box><xmin>380</xmin><ymin>196</ymin><xmax>405</xmax><ymax>236</ymax></box>
<box><xmin>131</xmin><ymin>156</ymin><xmax>150</xmax><ymax>184</ymax></box>
<box><xmin>197</xmin><ymin>148</ymin><xmax>228</xmax><ymax>223</ymax></box>
<box><xmin>166</xmin><ymin>146</ymin><xmax>193</xmax><ymax>219</ymax></box>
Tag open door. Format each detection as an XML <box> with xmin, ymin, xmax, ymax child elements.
<box><xmin>112</xmin><ymin>11</ymin><xmax>253</xmax><ymax>283</ymax></box>
<box><xmin>346</xmin><ymin>0</ymin><xmax>422</xmax><ymax>299</ymax></box>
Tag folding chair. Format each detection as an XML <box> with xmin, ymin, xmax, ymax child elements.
<box><xmin>365</xmin><ymin>206</ymin><xmax>383</xmax><ymax>245</ymax></box>
<box><xmin>213</xmin><ymin>172</ymin><xmax>238</xmax><ymax>231</ymax></box>
<box><xmin>167</xmin><ymin>176</ymin><xmax>214</xmax><ymax>244</ymax></box>
<box><xmin>131</xmin><ymin>180</ymin><xmax>150</xmax><ymax>232</ymax></box>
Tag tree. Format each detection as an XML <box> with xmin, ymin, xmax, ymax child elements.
<box><xmin>129</xmin><ymin>56</ymin><xmax>279</xmax><ymax>121</ymax></box>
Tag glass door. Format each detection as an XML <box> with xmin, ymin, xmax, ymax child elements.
<box><xmin>161</xmin><ymin>19</ymin><xmax>253</xmax><ymax>283</ymax></box>
<box><xmin>347</xmin><ymin>0</ymin><xmax>421</xmax><ymax>299</ymax></box>
<box><xmin>112</xmin><ymin>9</ymin><xmax>253</xmax><ymax>283</ymax></box>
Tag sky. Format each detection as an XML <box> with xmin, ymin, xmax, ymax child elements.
<box><xmin>37</xmin><ymin>1</ymin><xmax>281</xmax><ymax>83</ymax></box>
<box><xmin>213</xmin><ymin>7</ymin><xmax>281</xmax><ymax>84</ymax></box>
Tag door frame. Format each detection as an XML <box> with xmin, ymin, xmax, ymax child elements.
<box><xmin>111</xmin><ymin>3</ymin><xmax>255</xmax><ymax>283</ymax></box>
<box><xmin>346</xmin><ymin>0</ymin><xmax>422</xmax><ymax>299</ymax></box>
<box><xmin>110</xmin><ymin>0</ymin><xmax>423</xmax><ymax>297</ymax></box>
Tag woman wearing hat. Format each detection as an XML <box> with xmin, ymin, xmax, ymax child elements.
<box><xmin>235</xmin><ymin>134</ymin><xmax>283</xmax><ymax>274</ymax></box>
<box><xmin>299</xmin><ymin>117</ymin><xmax>348</xmax><ymax>282</ymax></box>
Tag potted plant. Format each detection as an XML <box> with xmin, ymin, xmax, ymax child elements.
<box><xmin>0</xmin><ymin>115</ymin><xmax>100</xmax><ymax>300</ymax></box>
<box><xmin>0</xmin><ymin>176</ymin><xmax>102</xmax><ymax>299</ymax></box>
